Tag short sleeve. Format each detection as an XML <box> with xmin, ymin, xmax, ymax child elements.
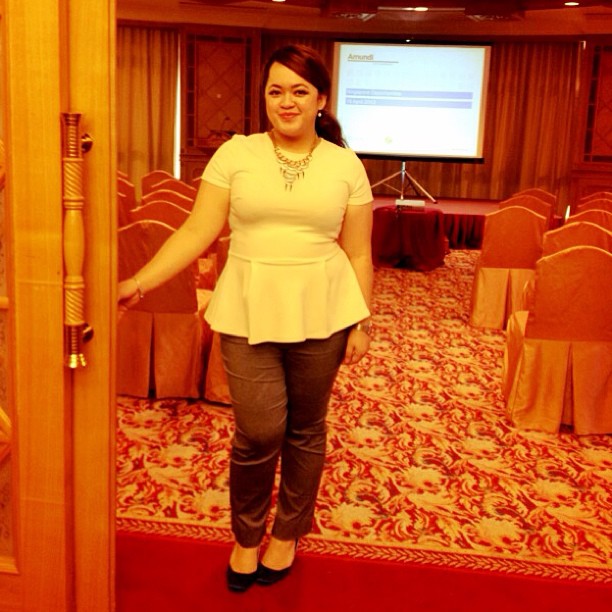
<box><xmin>347</xmin><ymin>151</ymin><xmax>373</xmax><ymax>206</ymax></box>
<box><xmin>201</xmin><ymin>135</ymin><xmax>245</xmax><ymax>189</ymax></box>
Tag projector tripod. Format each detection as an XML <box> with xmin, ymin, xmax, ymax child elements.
<box><xmin>371</xmin><ymin>161</ymin><xmax>437</xmax><ymax>204</ymax></box>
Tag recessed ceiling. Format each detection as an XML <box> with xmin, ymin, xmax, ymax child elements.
<box><xmin>183</xmin><ymin>0</ymin><xmax>612</xmax><ymax>22</ymax></box>
<box><xmin>120</xmin><ymin>0</ymin><xmax>612</xmax><ymax>36</ymax></box>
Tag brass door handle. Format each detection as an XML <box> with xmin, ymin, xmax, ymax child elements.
<box><xmin>62</xmin><ymin>112</ymin><xmax>93</xmax><ymax>368</ymax></box>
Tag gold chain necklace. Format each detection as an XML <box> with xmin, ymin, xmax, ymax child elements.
<box><xmin>269</xmin><ymin>131</ymin><xmax>319</xmax><ymax>191</ymax></box>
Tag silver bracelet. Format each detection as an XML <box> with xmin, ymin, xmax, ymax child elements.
<box><xmin>354</xmin><ymin>319</ymin><xmax>372</xmax><ymax>335</ymax></box>
<box><xmin>133</xmin><ymin>276</ymin><xmax>145</xmax><ymax>300</ymax></box>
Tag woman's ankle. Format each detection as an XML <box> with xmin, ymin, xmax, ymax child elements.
<box><xmin>229</xmin><ymin>542</ymin><xmax>259</xmax><ymax>573</ymax></box>
<box><xmin>261</xmin><ymin>537</ymin><xmax>297</xmax><ymax>570</ymax></box>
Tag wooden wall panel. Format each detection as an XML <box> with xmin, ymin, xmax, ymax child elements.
<box><xmin>0</xmin><ymin>0</ymin><xmax>68</xmax><ymax>608</ymax></box>
<box><xmin>181</xmin><ymin>27</ymin><xmax>260</xmax><ymax>182</ymax></box>
<box><xmin>584</xmin><ymin>44</ymin><xmax>612</xmax><ymax>162</ymax></box>
<box><xmin>570</xmin><ymin>43</ymin><xmax>612</xmax><ymax>207</ymax></box>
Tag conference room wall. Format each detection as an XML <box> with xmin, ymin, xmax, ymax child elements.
<box><xmin>118</xmin><ymin>22</ymin><xmax>610</xmax><ymax>215</ymax></box>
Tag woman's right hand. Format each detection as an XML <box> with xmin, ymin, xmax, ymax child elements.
<box><xmin>117</xmin><ymin>278</ymin><xmax>142</xmax><ymax>320</ymax></box>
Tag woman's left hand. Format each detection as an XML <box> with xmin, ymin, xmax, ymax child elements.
<box><xmin>343</xmin><ymin>327</ymin><xmax>371</xmax><ymax>364</ymax></box>
<box><xmin>117</xmin><ymin>278</ymin><xmax>142</xmax><ymax>321</ymax></box>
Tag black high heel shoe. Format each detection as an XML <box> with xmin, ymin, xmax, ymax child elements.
<box><xmin>256</xmin><ymin>540</ymin><xmax>298</xmax><ymax>586</ymax></box>
<box><xmin>226</xmin><ymin>565</ymin><xmax>259</xmax><ymax>593</ymax></box>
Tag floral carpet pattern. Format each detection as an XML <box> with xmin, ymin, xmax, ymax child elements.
<box><xmin>117</xmin><ymin>251</ymin><xmax>612</xmax><ymax>583</ymax></box>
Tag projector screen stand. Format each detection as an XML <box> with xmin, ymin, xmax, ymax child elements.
<box><xmin>371</xmin><ymin>161</ymin><xmax>437</xmax><ymax>204</ymax></box>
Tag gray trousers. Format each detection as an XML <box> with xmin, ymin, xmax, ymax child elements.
<box><xmin>220</xmin><ymin>329</ymin><xmax>349</xmax><ymax>547</ymax></box>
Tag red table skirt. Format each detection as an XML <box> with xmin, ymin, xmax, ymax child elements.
<box><xmin>372</xmin><ymin>205</ymin><xmax>446</xmax><ymax>271</ymax></box>
<box><xmin>444</xmin><ymin>212</ymin><xmax>486</xmax><ymax>249</ymax></box>
<box><xmin>371</xmin><ymin>200</ymin><xmax>562</xmax><ymax>263</ymax></box>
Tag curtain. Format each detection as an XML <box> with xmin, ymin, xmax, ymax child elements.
<box><xmin>487</xmin><ymin>42</ymin><xmax>580</xmax><ymax>208</ymax></box>
<box><xmin>116</xmin><ymin>26</ymin><xmax>178</xmax><ymax>196</ymax></box>
<box><xmin>261</xmin><ymin>36</ymin><xmax>580</xmax><ymax>213</ymax></box>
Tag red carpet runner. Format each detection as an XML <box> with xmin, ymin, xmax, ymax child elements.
<box><xmin>117</xmin><ymin>533</ymin><xmax>611</xmax><ymax>612</ymax></box>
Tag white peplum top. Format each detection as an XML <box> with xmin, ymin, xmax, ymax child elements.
<box><xmin>202</xmin><ymin>133</ymin><xmax>372</xmax><ymax>345</ymax></box>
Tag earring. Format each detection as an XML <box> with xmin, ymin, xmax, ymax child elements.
<box><xmin>317</xmin><ymin>110</ymin><xmax>323</xmax><ymax>118</ymax></box>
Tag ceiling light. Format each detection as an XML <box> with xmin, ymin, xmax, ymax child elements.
<box><xmin>385</xmin><ymin>6</ymin><xmax>429</xmax><ymax>11</ymax></box>
<box><xmin>564</xmin><ymin>2</ymin><xmax>580</xmax><ymax>6</ymax></box>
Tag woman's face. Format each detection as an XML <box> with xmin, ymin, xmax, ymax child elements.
<box><xmin>264</xmin><ymin>62</ymin><xmax>326</xmax><ymax>143</ymax></box>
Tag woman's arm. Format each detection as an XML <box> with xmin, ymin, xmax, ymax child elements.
<box><xmin>118</xmin><ymin>180</ymin><xmax>230</xmax><ymax>312</ymax></box>
<box><xmin>338</xmin><ymin>202</ymin><xmax>374</xmax><ymax>364</ymax></box>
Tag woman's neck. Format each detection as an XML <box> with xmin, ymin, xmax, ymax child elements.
<box><xmin>269</xmin><ymin>129</ymin><xmax>318</xmax><ymax>153</ymax></box>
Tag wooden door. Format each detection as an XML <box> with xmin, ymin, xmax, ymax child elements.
<box><xmin>0</xmin><ymin>0</ymin><xmax>115</xmax><ymax>610</ymax></box>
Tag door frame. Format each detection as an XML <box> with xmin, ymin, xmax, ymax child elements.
<box><xmin>0</xmin><ymin>0</ymin><xmax>115</xmax><ymax>610</ymax></box>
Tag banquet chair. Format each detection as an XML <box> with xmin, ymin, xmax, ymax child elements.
<box><xmin>503</xmin><ymin>246</ymin><xmax>612</xmax><ymax>435</ymax></box>
<box><xmin>512</xmin><ymin>188</ymin><xmax>557</xmax><ymax>208</ymax></box>
<box><xmin>141</xmin><ymin>188</ymin><xmax>195</xmax><ymax>211</ymax></box>
<box><xmin>118</xmin><ymin>175</ymin><xmax>136</xmax><ymax>203</ymax></box>
<box><xmin>576</xmin><ymin>198</ymin><xmax>612</xmax><ymax>214</ymax></box>
<box><xmin>141</xmin><ymin>169</ymin><xmax>175</xmax><ymax>196</ymax></box>
<box><xmin>519</xmin><ymin>221</ymin><xmax>612</xmax><ymax>311</ymax></box>
<box><xmin>565</xmin><ymin>209</ymin><xmax>612</xmax><ymax>231</ymax></box>
<box><xmin>470</xmin><ymin>206</ymin><xmax>546</xmax><ymax>329</ymax></box>
<box><xmin>117</xmin><ymin>219</ymin><xmax>209</xmax><ymax>398</ymax></box>
<box><xmin>118</xmin><ymin>191</ymin><xmax>134</xmax><ymax>228</ymax></box>
<box><xmin>128</xmin><ymin>196</ymin><xmax>218</xmax><ymax>287</ymax></box>
<box><xmin>203</xmin><ymin>332</ymin><xmax>231</xmax><ymax>405</ymax></box>
<box><xmin>129</xmin><ymin>200</ymin><xmax>190</xmax><ymax>230</ymax></box>
<box><xmin>149</xmin><ymin>177</ymin><xmax>198</xmax><ymax>200</ymax></box>
<box><xmin>578</xmin><ymin>191</ymin><xmax>612</xmax><ymax>204</ymax></box>
<box><xmin>117</xmin><ymin>175</ymin><xmax>136</xmax><ymax>227</ymax></box>
<box><xmin>499</xmin><ymin>194</ymin><xmax>553</xmax><ymax>227</ymax></box>
<box><xmin>542</xmin><ymin>221</ymin><xmax>612</xmax><ymax>256</ymax></box>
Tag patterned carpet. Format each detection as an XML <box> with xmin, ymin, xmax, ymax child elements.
<box><xmin>116</xmin><ymin>250</ymin><xmax>612</xmax><ymax>584</ymax></box>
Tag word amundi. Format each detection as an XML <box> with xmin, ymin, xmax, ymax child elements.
<box><xmin>348</xmin><ymin>53</ymin><xmax>374</xmax><ymax>61</ymax></box>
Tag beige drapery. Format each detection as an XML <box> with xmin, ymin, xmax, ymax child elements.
<box><xmin>262</xmin><ymin>36</ymin><xmax>580</xmax><ymax>213</ymax></box>
<box><xmin>487</xmin><ymin>42</ymin><xmax>580</xmax><ymax>203</ymax></box>
<box><xmin>116</xmin><ymin>26</ymin><xmax>178</xmax><ymax>196</ymax></box>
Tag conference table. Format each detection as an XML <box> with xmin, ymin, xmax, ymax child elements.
<box><xmin>372</xmin><ymin>203</ymin><xmax>447</xmax><ymax>271</ymax></box>
<box><xmin>371</xmin><ymin>198</ymin><xmax>508</xmax><ymax>270</ymax></box>
<box><xmin>371</xmin><ymin>198</ymin><xmax>565</xmax><ymax>271</ymax></box>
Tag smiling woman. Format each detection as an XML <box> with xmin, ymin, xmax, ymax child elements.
<box><xmin>265</xmin><ymin>62</ymin><xmax>325</xmax><ymax>150</ymax></box>
<box><xmin>117</xmin><ymin>43</ymin><xmax>375</xmax><ymax>593</ymax></box>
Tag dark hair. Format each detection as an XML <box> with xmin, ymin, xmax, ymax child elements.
<box><xmin>262</xmin><ymin>44</ymin><xmax>346</xmax><ymax>148</ymax></box>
